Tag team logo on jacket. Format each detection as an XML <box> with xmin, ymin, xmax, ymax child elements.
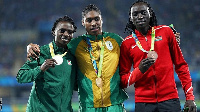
<box><xmin>131</xmin><ymin>45</ymin><xmax>136</xmax><ymax>49</ymax></box>
<box><xmin>105</xmin><ymin>41</ymin><xmax>113</xmax><ymax>50</ymax></box>
<box><xmin>155</xmin><ymin>36</ymin><xmax>162</xmax><ymax>41</ymax></box>
<box><xmin>67</xmin><ymin>60</ymin><xmax>72</xmax><ymax>65</ymax></box>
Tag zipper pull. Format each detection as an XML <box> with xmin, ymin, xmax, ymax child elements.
<box><xmin>145</xmin><ymin>37</ymin><xmax>147</xmax><ymax>41</ymax></box>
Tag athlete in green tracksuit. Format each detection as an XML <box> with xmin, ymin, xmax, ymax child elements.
<box><xmin>16</xmin><ymin>15</ymin><xmax>77</xmax><ymax>112</ymax></box>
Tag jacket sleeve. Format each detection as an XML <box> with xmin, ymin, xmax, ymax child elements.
<box><xmin>119</xmin><ymin>40</ymin><xmax>144</xmax><ymax>89</ymax></box>
<box><xmin>16</xmin><ymin>59</ymin><xmax>43</xmax><ymax>83</ymax></box>
<box><xmin>168</xmin><ymin>27</ymin><xmax>195</xmax><ymax>100</ymax></box>
<box><xmin>72</xmin><ymin>58</ymin><xmax>78</xmax><ymax>91</ymax></box>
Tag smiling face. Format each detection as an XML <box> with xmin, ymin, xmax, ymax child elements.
<box><xmin>130</xmin><ymin>3</ymin><xmax>151</xmax><ymax>30</ymax></box>
<box><xmin>53</xmin><ymin>21</ymin><xmax>75</xmax><ymax>48</ymax></box>
<box><xmin>82</xmin><ymin>10</ymin><xmax>103</xmax><ymax>36</ymax></box>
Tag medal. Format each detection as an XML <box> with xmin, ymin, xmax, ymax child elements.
<box><xmin>53</xmin><ymin>55</ymin><xmax>63</xmax><ymax>65</ymax></box>
<box><xmin>96</xmin><ymin>77</ymin><xmax>103</xmax><ymax>87</ymax></box>
<box><xmin>49</xmin><ymin>42</ymin><xmax>67</xmax><ymax>65</ymax></box>
<box><xmin>147</xmin><ymin>51</ymin><xmax>158</xmax><ymax>60</ymax></box>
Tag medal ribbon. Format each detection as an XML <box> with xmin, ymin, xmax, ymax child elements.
<box><xmin>49</xmin><ymin>42</ymin><xmax>67</xmax><ymax>58</ymax></box>
<box><xmin>132</xmin><ymin>27</ymin><xmax>155</xmax><ymax>52</ymax></box>
<box><xmin>86</xmin><ymin>37</ymin><xmax>105</xmax><ymax>78</ymax></box>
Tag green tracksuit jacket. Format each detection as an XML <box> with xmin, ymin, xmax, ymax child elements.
<box><xmin>17</xmin><ymin>41</ymin><xmax>77</xmax><ymax>112</ymax></box>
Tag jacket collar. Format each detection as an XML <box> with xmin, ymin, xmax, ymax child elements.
<box><xmin>82</xmin><ymin>32</ymin><xmax>105</xmax><ymax>41</ymax></box>
<box><xmin>52</xmin><ymin>40</ymin><xmax>67</xmax><ymax>53</ymax></box>
<box><xmin>135</xmin><ymin>27</ymin><xmax>153</xmax><ymax>37</ymax></box>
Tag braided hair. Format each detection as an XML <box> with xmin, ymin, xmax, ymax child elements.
<box><xmin>125</xmin><ymin>0</ymin><xmax>157</xmax><ymax>35</ymax></box>
<box><xmin>82</xmin><ymin>4</ymin><xmax>101</xmax><ymax>19</ymax></box>
<box><xmin>51</xmin><ymin>15</ymin><xmax>77</xmax><ymax>36</ymax></box>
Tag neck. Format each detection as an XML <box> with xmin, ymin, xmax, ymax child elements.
<box><xmin>87</xmin><ymin>32</ymin><xmax>103</xmax><ymax>36</ymax></box>
<box><xmin>137</xmin><ymin>26</ymin><xmax>150</xmax><ymax>36</ymax></box>
<box><xmin>55</xmin><ymin>42</ymin><xmax>68</xmax><ymax>50</ymax></box>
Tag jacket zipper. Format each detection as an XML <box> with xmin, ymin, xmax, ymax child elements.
<box><xmin>100</xmin><ymin>87</ymin><xmax>104</xmax><ymax>106</ymax></box>
<box><xmin>153</xmin><ymin>65</ymin><xmax>158</xmax><ymax>102</ymax></box>
<box><xmin>145</xmin><ymin>36</ymin><xmax>158</xmax><ymax>102</ymax></box>
<box><xmin>60</xmin><ymin>85</ymin><xmax>64</xmax><ymax>111</ymax></box>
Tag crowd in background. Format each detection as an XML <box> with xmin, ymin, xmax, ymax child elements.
<box><xmin>0</xmin><ymin>0</ymin><xmax>199</xmax><ymax>111</ymax></box>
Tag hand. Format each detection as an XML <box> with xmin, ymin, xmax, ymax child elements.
<box><xmin>184</xmin><ymin>100</ymin><xmax>197</xmax><ymax>112</ymax></box>
<box><xmin>40</xmin><ymin>59</ymin><xmax>57</xmax><ymax>72</ymax></box>
<box><xmin>27</xmin><ymin>43</ymin><xmax>40</xmax><ymax>61</ymax></box>
<box><xmin>175</xmin><ymin>32</ymin><xmax>180</xmax><ymax>45</ymax></box>
<box><xmin>139</xmin><ymin>58</ymin><xmax>155</xmax><ymax>74</ymax></box>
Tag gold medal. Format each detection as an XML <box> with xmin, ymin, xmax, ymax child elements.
<box><xmin>53</xmin><ymin>55</ymin><xmax>63</xmax><ymax>65</ymax></box>
<box><xmin>96</xmin><ymin>77</ymin><xmax>103</xmax><ymax>87</ymax></box>
<box><xmin>147</xmin><ymin>51</ymin><xmax>158</xmax><ymax>60</ymax></box>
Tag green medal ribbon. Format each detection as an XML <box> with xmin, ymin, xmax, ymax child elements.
<box><xmin>132</xmin><ymin>27</ymin><xmax>156</xmax><ymax>52</ymax></box>
<box><xmin>86</xmin><ymin>37</ymin><xmax>105</xmax><ymax>78</ymax></box>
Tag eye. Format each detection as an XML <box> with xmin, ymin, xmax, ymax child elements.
<box><xmin>141</xmin><ymin>11</ymin><xmax>147</xmax><ymax>15</ymax></box>
<box><xmin>67</xmin><ymin>30</ymin><xmax>74</xmax><ymax>34</ymax></box>
<box><xmin>86</xmin><ymin>18</ymin><xmax>92</xmax><ymax>23</ymax></box>
<box><xmin>60</xmin><ymin>29</ymin><xmax>66</xmax><ymax>33</ymax></box>
<box><xmin>132</xmin><ymin>12</ymin><xmax>138</xmax><ymax>17</ymax></box>
<box><xmin>94</xmin><ymin>17</ymin><xmax>100</xmax><ymax>21</ymax></box>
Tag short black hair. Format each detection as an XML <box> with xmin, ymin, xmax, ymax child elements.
<box><xmin>51</xmin><ymin>15</ymin><xmax>77</xmax><ymax>36</ymax></box>
<box><xmin>125</xmin><ymin>0</ymin><xmax>157</xmax><ymax>35</ymax></box>
<box><xmin>82</xmin><ymin>4</ymin><xmax>101</xmax><ymax>19</ymax></box>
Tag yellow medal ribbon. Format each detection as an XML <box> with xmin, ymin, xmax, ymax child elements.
<box><xmin>150</xmin><ymin>27</ymin><xmax>155</xmax><ymax>51</ymax></box>
<box><xmin>132</xmin><ymin>27</ymin><xmax>156</xmax><ymax>52</ymax></box>
<box><xmin>49</xmin><ymin>42</ymin><xmax>67</xmax><ymax>65</ymax></box>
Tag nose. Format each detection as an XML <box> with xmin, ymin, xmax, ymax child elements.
<box><xmin>138</xmin><ymin>13</ymin><xmax>143</xmax><ymax>19</ymax></box>
<box><xmin>63</xmin><ymin>31</ymin><xmax>70</xmax><ymax>36</ymax></box>
<box><xmin>91</xmin><ymin>19</ymin><xmax>96</xmax><ymax>26</ymax></box>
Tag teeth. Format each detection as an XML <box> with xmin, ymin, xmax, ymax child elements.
<box><xmin>61</xmin><ymin>38</ymin><xmax>68</xmax><ymax>41</ymax></box>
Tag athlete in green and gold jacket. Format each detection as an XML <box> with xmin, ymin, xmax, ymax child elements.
<box><xmin>68</xmin><ymin>32</ymin><xmax>128</xmax><ymax>110</ymax></box>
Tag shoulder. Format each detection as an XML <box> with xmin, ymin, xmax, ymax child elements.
<box><xmin>67</xmin><ymin>36</ymin><xmax>85</xmax><ymax>55</ymax></box>
<box><xmin>104</xmin><ymin>32</ymin><xmax>123</xmax><ymax>40</ymax></box>
<box><xmin>120</xmin><ymin>34</ymin><xmax>135</xmax><ymax>50</ymax></box>
<box><xmin>154</xmin><ymin>25</ymin><xmax>174</xmax><ymax>36</ymax></box>
<box><xmin>39</xmin><ymin>44</ymin><xmax>50</xmax><ymax>56</ymax></box>
<box><xmin>154</xmin><ymin>25</ymin><xmax>172</xmax><ymax>32</ymax></box>
<box><xmin>104</xmin><ymin>32</ymin><xmax>123</xmax><ymax>45</ymax></box>
<box><xmin>68</xmin><ymin>36</ymin><xmax>84</xmax><ymax>45</ymax></box>
<box><xmin>122</xmin><ymin>35</ymin><xmax>133</xmax><ymax>42</ymax></box>
<box><xmin>121</xmin><ymin>34</ymin><xmax>134</xmax><ymax>46</ymax></box>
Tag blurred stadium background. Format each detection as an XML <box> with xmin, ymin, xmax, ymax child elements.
<box><xmin>0</xmin><ymin>0</ymin><xmax>199</xmax><ymax>112</ymax></box>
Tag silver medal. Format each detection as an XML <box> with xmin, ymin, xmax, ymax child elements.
<box><xmin>53</xmin><ymin>55</ymin><xmax>63</xmax><ymax>65</ymax></box>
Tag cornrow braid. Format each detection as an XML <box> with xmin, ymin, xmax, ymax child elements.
<box><xmin>82</xmin><ymin>4</ymin><xmax>101</xmax><ymax>19</ymax></box>
<box><xmin>125</xmin><ymin>0</ymin><xmax>157</xmax><ymax>35</ymax></box>
<box><xmin>51</xmin><ymin>15</ymin><xmax>77</xmax><ymax>36</ymax></box>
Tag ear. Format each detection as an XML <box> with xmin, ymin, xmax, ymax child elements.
<box><xmin>52</xmin><ymin>31</ymin><xmax>55</xmax><ymax>36</ymax></box>
<box><xmin>147</xmin><ymin>7</ymin><xmax>152</xmax><ymax>18</ymax></box>
<box><xmin>129</xmin><ymin>15</ymin><xmax>133</xmax><ymax>23</ymax></box>
<box><xmin>82</xmin><ymin>19</ymin><xmax>85</xmax><ymax>26</ymax></box>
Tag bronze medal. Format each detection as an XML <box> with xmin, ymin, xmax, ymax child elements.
<box><xmin>147</xmin><ymin>51</ymin><xmax>158</xmax><ymax>60</ymax></box>
<box><xmin>96</xmin><ymin>77</ymin><xmax>103</xmax><ymax>87</ymax></box>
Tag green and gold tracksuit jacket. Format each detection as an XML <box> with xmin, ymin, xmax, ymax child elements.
<box><xmin>67</xmin><ymin>32</ymin><xmax>128</xmax><ymax>108</ymax></box>
<box><xmin>17</xmin><ymin>41</ymin><xmax>77</xmax><ymax>112</ymax></box>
